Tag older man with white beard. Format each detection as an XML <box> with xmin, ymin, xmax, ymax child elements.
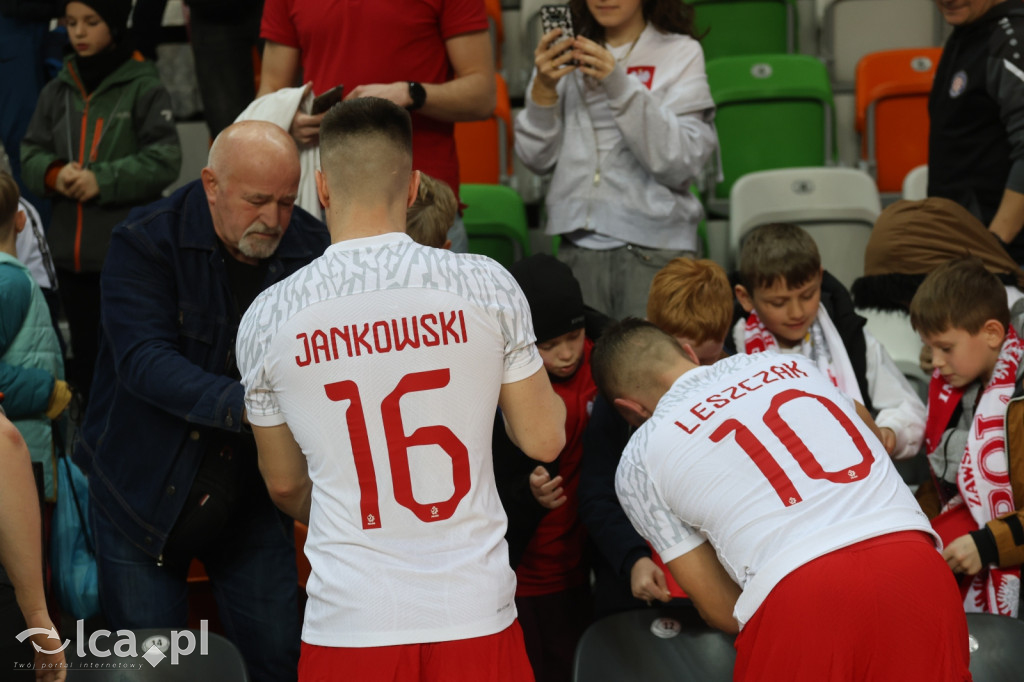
<box><xmin>74</xmin><ymin>120</ymin><xmax>329</xmax><ymax>682</ymax></box>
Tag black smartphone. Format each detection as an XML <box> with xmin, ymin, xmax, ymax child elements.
<box><xmin>311</xmin><ymin>84</ymin><xmax>345</xmax><ymax>115</ymax></box>
<box><xmin>540</xmin><ymin>4</ymin><xmax>576</xmax><ymax>63</ymax></box>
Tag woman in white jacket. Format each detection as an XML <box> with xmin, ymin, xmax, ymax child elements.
<box><xmin>516</xmin><ymin>0</ymin><xmax>717</xmax><ymax>320</ymax></box>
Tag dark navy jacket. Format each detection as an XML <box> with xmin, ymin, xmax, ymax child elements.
<box><xmin>74</xmin><ymin>180</ymin><xmax>329</xmax><ymax>558</ymax></box>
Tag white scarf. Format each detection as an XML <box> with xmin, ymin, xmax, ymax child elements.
<box><xmin>743</xmin><ymin>304</ymin><xmax>864</xmax><ymax>404</ymax></box>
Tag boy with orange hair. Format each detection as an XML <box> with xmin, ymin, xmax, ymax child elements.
<box><xmin>646</xmin><ymin>257</ymin><xmax>732</xmax><ymax>365</ymax></box>
<box><xmin>581</xmin><ymin>257</ymin><xmax>735</xmax><ymax>617</ymax></box>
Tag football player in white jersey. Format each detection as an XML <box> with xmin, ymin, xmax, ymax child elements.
<box><xmin>596</xmin><ymin>319</ymin><xmax>970</xmax><ymax>681</ymax></box>
<box><xmin>236</xmin><ymin>97</ymin><xmax>566</xmax><ymax>682</ymax></box>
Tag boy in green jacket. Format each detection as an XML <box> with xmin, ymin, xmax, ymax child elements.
<box><xmin>21</xmin><ymin>0</ymin><xmax>181</xmax><ymax>401</ymax></box>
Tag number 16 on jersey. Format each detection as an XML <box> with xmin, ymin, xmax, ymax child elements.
<box><xmin>325</xmin><ymin>369</ymin><xmax>471</xmax><ymax>529</ymax></box>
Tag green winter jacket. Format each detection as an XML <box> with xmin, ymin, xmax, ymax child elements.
<box><xmin>21</xmin><ymin>53</ymin><xmax>181</xmax><ymax>273</ymax></box>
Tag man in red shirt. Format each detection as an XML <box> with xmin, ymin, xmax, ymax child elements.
<box><xmin>257</xmin><ymin>0</ymin><xmax>495</xmax><ymax>252</ymax></box>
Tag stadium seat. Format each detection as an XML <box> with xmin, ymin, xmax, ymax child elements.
<box><xmin>692</xmin><ymin>0</ymin><xmax>797</xmax><ymax>62</ymax></box>
<box><xmin>902</xmin><ymin>164</ymin><xmax>928</xmax><ymax>201</ymax></box>
<box><xmin>64</xmin><ymin>628</ymin><xmax>251</xmax><ymax>680</ymax></box>
<box><xmin>855</xmin><ymin>307</ymin><xmax>927</xmax><ymax>396</ymax></box>
<box><xmin>822</xmin><ymin>0</ymin><xmax>943</xmax><ymax>91</ymax></box>
<box><xmin>965</xmin><ymin>612</ymin><xmax>1024</xmax><ymax>680</ymax></box>
<box><xmin>705</xmin><ymin>54</ymin><xmax>835</xmax><ymax>216</ymax></box>
<box><xmin>855</xmin><ymin>47</ymin><xmax>941</xmax><ymax>195</ymax></box>
<box><xmin>572</xmin><ymin>607</ymin><xmax>736</xmax><ymax>682</ymax></box>
<box><xmin>729</xmin><ymin>167</ymin><xmax>881</xmax><ymax>288</ymax></box>
<box><xmin>455</xmin><ymin>74</ymin><xmax>513</xmax><ymax>185</ymax></box>
<box><xmin>460</xmin><ymin>183</ymin><xmax>531</xmax><ymax>267</ymax></box>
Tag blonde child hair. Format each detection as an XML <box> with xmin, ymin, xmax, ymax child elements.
<box><xmin>406</xmin><ymin>173</ymin><xmax>457</xmax><ymax>249</ymax></box>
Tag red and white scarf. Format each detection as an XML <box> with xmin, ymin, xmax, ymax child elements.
<box><xmin>924</xmin><ymin>327</ymin><xmax>1022</xmax><ymax>617</ymax></box>
<box><xmin>744</xmin><ymin>305</ymin><xmax>864</xmax><ymax>403</ymax></box>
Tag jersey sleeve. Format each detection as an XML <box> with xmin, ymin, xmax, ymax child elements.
<box><xmin>261</xmin><ymin>0</ymin><xmax>301</xmax><ymax>47</ymax></box>
<box><xmin>490</xmin><ymin>265</ymin><xmax>543</xmax><ymax>384</ymax></box>
<box><xmin>615</xmin><ymin>443</ymin><xmax>706</xmax><ymax>563</ymax></box>
<box><xmin>439</xmin><ymin>0</ymin><xmax>489</xmax><ymax>40</ymax></box>
<box><xmin>236</xmin><ymin>292</ymin><xmax>286</xmax><ymax>427</ymax></box>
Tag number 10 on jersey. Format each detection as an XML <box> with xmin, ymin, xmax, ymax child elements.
<box><xmin>324</xmin><ymin>369</ymin><xmax>471</xmax><ymax>529</ymax></box>
<box><xmin>709</xmin><ymin>389</ymin><xmax>876</xmax><ymax>507</ymax></box>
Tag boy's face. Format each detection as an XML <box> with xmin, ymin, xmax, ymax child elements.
<box><xmin>66</xmin><ymin>2</ymin><xmax>113</xmax><ymax>57</ymax></box>
<box><xmin>676</xmin><ymin>335</ymin><xmax>725</xmax><ymax>366</ymax></box>
<box><xmin>538</xmin><ymin>328</ymin><xmax>586</xmax><ymax>380</ymax></box>
<box><xmin>736</xmin><ymin>270</ymin><xmax>822</xmax><ymax>349</ymax></box>
<box><xmin>921</xmin><ymin>322</ymin><xmax>1004</xmax><ymax>388</ymax></box>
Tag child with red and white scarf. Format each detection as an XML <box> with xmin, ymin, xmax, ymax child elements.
<box><xmin>911</xmin><ymin>257</ymin><xmax>1024</xmax><ymax>617</ymax></box>
<box><xmin>730</xmin><ymin>223</ymin><xmax>925</xmax><ymax>459</ymax></box>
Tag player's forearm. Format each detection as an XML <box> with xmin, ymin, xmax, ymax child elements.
<box><xmin>989</xmin><ymin>187</ymin><xmax>1024</xmax><ymax>245</ymax></box>
<box><xmin>265</xmin><ymin>479</ymin><xmax>312</xmax><ymax>525</ymax></box>
<box><xmin>0</xmin><ymin>420</ymin><xmax>47</xmax><ymax>621</ymax></box>
<box><xmin>420</xmin><ymin>73</ymin><xmax>496</xmax><ymax>122</ymax></box>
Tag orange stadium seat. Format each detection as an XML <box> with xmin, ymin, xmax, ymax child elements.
<box><xmin>455</xmin><ymin>73</ymin><xmax>513</xmax><ymax>185</ymax></box>
<box><xmin>855</xmin><ymin>47</ymin><xmax>942</xmax><ymax>194</ymax></box>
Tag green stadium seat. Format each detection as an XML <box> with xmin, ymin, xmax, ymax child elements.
<box><xmin>705</xmin><ymin>54</ymin><xmax>836</xmax><ymax>216</ymax></box>
<box><xmin>459</xmin><ymin>183</ymin><xmax>531</xmax><ymax>268</ymax></box>
<box><xmin>692</xmin><ymin>0</ymin><xmax>797</xmax><ymax>62</ymax></box>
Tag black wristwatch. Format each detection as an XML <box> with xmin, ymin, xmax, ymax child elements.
<box><xmin>407</xmin><ymin>81</ymin><xmax>426</xmax><ymax>111</ymax></box>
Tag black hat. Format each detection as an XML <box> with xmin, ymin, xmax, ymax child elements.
<box><xmin>65</xmin><ymin>0</ymin><xmax>133</xmax><ymax>42</ymax></box>
<box><xmin>509</xmin><ymin>254</ymin><xmax>585</xmax><ymax>343</ymax></box>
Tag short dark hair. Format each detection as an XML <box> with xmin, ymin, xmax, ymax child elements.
<box><xmin>910</xmin><ymin>257</ymin><xmax>1010</xmax><ymax>336</ymax></box>
<box><xmin>591</xmin><ymin>317</ymin><xmax>684</xmax><ymax>402</ymax></box>
<box><xmin>738</xmin><ymin>222</ymin><xmax>821</xmax><ymax>292</ymax></box>
<box><xmin>319</xmin><ymin>97</ymin><xmax>413</xmax><ymax>160</ymax></box>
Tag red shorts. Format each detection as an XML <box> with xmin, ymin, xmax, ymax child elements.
<box><xmin>734</xmin><ymin>531</ymin><xmax>971</xmax><ymax>682</ymax></box>
<box><xmin>298</xmin><ymin>621</ymin><xmax>535</xmax><ymax>682</ymax></box>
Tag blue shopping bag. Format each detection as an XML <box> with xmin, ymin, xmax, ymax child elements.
<box><xmin>51</xmin><ymin>453</ymin><xmax>100</xmax><ymax>620</ymax></box>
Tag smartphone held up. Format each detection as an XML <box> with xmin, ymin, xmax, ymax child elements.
<box><xmin>540</xmin><ymin>4</ymin><xmax>577</xmax><ymax>66</ymax></box>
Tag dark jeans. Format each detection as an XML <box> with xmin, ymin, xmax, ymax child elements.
<box><xmin>90</xmin><ymin>478</ymin><xmax>300</xmax><ymax>682</ymax></box>
<box><xmin>189</xmin><ymin>2</ymin><xmax>263</xmax><ymax>138</ymax></box>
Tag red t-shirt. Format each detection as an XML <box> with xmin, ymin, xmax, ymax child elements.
<box><xmin>516</xmin><ymin>339</ymin><xmax>599</xmax><ymax>597</ymax></box>
<box><xmin>260</xmin><ymin>0</ymin><xmax>488</xmax><ymax>198</ymax></box>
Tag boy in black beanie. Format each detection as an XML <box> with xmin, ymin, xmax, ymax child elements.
<box><xmin>494</xmin><ymin>254</ymin><xmax>598</xmax><ymax>682</ymax></box>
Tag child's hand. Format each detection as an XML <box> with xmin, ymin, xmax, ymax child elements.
<box><xmin>529</xmin><ymin>465</ymin><xmax>566</xmax><ymax>509</ymax></box>
<box><xmin>943</xmin><ymin>534</ymin><xmax>983</xmax><ymax>576</ymax></box>
<box><xmin>630</xmin><ymin>556</ymin><xmax>672</xmax><ymax>605</ymax></box>
<box><xmin>65</xmin><ymin>168</ymin><xmax>99</xmax><ymax>202</ymax></box>
<box><xmin>879</xmin><ymin>427</ymin><xmax>897</xmax><ymax>455</ymax></box>
<box><xmin>54</xmin><ymin>162</ymin><xmax>81</xmax><ymax>196</ymax></box>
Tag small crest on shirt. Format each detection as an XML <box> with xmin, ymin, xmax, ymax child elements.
<box><xmin>627</xmin><ymin>66</ymin><xmax>655</xmax><ymax>89</ymax></box>
<box><xmin>949</xmin><ymin>70</ymin><xmax>968</xmax><ymax>98</ymax></box>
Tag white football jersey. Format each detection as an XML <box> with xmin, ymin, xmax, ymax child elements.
<box><xmin>237</xmin><ymin>233</ymin><xmax>542</xmax><ymax>647</ymax></box>
<box><xmin>616</xmin><ymin>352</ymin><xmax>935</xmax><ymax>628</ymax></box>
